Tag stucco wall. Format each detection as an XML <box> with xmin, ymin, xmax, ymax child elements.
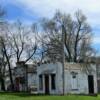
<box><xmin>28</xmin><ymin>73</ymin><xmax>37</xmax><ymax>88</ymax></box>
<box><xmin>64</xmin><ymin>70</ymin><xmax>89</xmax><ymax>94</ymax></box>
<box><xmin>64</xmin><ymin>63</ymin><xmax>97</xmax><ymax>94</ymax></box>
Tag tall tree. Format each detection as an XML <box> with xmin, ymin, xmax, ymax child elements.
<box><xmin>40</xmin><ymin>10</ymin><xmax>95</xmax><ymax>63</ymax></box>
<box><xmin>0</xmin><ymin>6</ymin><xmax>7</xmax><ymax>91</ymax></box>
<box><xmin>0</xmin><ymin>34</ymin><xmax>14</xmax><ymax>91</ymax></box>
<box><xmin>0</xmin><ymin>6</ymin><xmax>15</xmax><ymax>90</ymax></box>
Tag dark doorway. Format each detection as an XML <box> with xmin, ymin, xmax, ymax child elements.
<box><xmin>51</xmin><ymin>74</ymin><xmax>56</xmax><ymax>90</ymax></box>
<box><xmin>97</xmin><ymin>80</ymin><xmax>100</xmax><ymax>93</ymax></box>
<box><xmin>45</xmin><ymin>75</ymin><xmax>49</xmax><ymax>94</ymax></box>
<box><xmin>88</xmin><ymin>75</ymin><xmax>94</xmax><ymax>94</ymax></box>
<box><xmin>15</xmin><ymin>77</ymin><xmax>20</xmax><ymax>91</ymax></box>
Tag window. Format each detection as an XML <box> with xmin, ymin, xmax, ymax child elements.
<box><xmin>20</xmin><ymin>77</ymin><xmax>25</xmax><ymax>84</ymax></box>
<box><xmin>71</xmin><ymin>72</ymin><xmax>78</xmax><ymax>90</ymax></box>
<box><xmin>51</xmin><ymin>74</ymin><xmax>56</xmax><ymax>90</ymax></box>
<box><xmin>97</xmin><ymin>71</ymin><xmax>100</xmax><ymax>77</ymax></box>
<box><xmin>39</xmin><ymin>75</ymin><xmax>43</xmax><ymax>90</ymax></box>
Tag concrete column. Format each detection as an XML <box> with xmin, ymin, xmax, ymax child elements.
<box><xmin>43</xmin><ymin>75</ymin><xmax>45</xmax><ymax>93</ymax></box>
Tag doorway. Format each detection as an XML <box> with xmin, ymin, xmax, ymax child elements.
<box><xmin>45</xmin><ymin>75</ymin><xmax>49</xmax><ymax>94</ymax></box>
<box><xmin>88</xmin><ymin>75</ymin><xmax>94</xmax><ymax>94</ymax></box>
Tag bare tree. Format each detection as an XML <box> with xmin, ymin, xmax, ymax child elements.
<box><xmin>0</xmin><ymin>6</ymin><xmax>15</xmax><ymax>90</ymax></box>
<box><xmin>8</xmin><ymin>20</ymin><xmax>38</xmax><ymax>64</ymax></box>
<box><xmin>0</xmin><ymin>34</ymin><xmax>14</xmax><ymax>91</ymax></box>
<box><xmin>0</xmin><ymin>6</ymin><xmax>8</xmax><ymax>91</ymax></box>
<box><xmin>0</xmin><ymin>50</ymin><xmax>7</xmax><ymax>91</ymax></box>
<box><xmin>39</xmin><ymin>10</ymin><xmax>95</xmax><ymax>63</ymax></box>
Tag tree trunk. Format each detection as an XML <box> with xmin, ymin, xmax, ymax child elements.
<box><xmin>1</xmin><ymin>38</ymin><xmax>14</xmax><ymax>91</ymax></box>
<box><xmin>1</xmin><ymin>77</ymin><xmax>5</xmax><ymax>91</ymax></box>
<box><xmin>3</xmin><ymin>48</ymin><xmax>14</xmax><ymax>91</ymax></box>
<box><xmin>6</xmin><ymin>55</ymin><xmax>14</xmax><ymax>91</ymax></box>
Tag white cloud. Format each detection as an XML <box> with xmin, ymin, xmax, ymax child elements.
<box><xmin>1</xmin><ymin>0</ymin><xmax>100</xmax><ymax>45</ymax></box>
<box><xmin>2</xmin><ymin>0</ymin><xmax>100</xmax><ymax>26</ymax></box>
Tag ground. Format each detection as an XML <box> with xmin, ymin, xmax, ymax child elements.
<box><xmin>0</xmin><ymin>92</ymin><xmax>100</xmax><ymax>100</ymax></box>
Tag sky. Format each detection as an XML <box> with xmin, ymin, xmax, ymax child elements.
<box><xmin>0</xmin><ymin>0</ymin><xmax>100</xmax><ymax>55</ymax></box>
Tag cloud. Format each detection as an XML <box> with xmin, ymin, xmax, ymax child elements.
<box><xmin>1</xmin><ymin>0</ymin><xmax>100</xmax><ymax>44</ymax></box>
<box><xmin>2</xmin><ymin>0</ymin><xmax>100</xmax><ymax>27</ymax></box>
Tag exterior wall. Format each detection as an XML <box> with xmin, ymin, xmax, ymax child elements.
<box><xmin>64</xmin><ymin>64</ymin><xmax>97</xmax><ymax>94</ymax></box>
<box><xmin>64</xmin><ymin>70</ymin><xmax>89</xmax><ymax>94</ymax></box>
<box><xmin>37</xmin><ymin>62</ymin><xmax>63</xmax><ymax>94</ymax></box>
<box><xmin>28</xmin><ymin>73</ymin><xmax>37</xmax><ymax>89</ymax></box>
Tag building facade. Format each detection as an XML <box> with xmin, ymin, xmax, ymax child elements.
<box><xmin>37</xmin><ymin>62</ymin><xmax>97</xmax><ymax>95</ymax></box>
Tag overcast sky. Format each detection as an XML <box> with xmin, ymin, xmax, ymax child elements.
<box><xmin>1</xmin><ymin>0</ymin><xmax>100</xmax><ymax>54</ymax></box>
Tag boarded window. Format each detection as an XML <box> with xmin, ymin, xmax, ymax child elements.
<box><xmin>71</xmin><ymin>72</ymin><xmax>78</xmax><ymax>90</ymax></box>
<box><xmin>39</xmin><ymin>75</ymin><xmax>43</xmax><ymax>90</ymax></box>
<box><xmin>51</xmin><ymin>74</ymin><xmax>56</xmax><ymax>90</ymax></box>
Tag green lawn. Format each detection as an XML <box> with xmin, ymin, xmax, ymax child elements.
<box><xmin>0</xmin><ymin>92</ymin><xmax>100</xmax><ymax>100</ymax></box>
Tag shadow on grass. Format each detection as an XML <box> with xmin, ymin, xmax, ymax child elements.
<box><xmin>0</xmin><ymin>92</ymin><xmax>98</xmax><ymax>98</ymax></box>
<box><xmin>0</xmin><ymin>92</ymin><xmax>53</xmax><ymax>98</ymax></box>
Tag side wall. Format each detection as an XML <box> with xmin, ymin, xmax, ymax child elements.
<box><xmin>64</xmin><ymin>64</ymin><xmax>97</xmax><ymax>94</ymax></box>
<box><xmin>64</xmin><ymin>70</ymin><xmax>89</xmax><ymax>94</ymax></box>
<box><xmin>28</xmin><ymin>73</ymin><xmax>37</xmax><ymax>88</ymax></box>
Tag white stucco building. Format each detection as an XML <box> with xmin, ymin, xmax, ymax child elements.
<box><xmin>37</xmin><ymin>62</ymin><xmax>97</xmax><ymax>95</ymax></box>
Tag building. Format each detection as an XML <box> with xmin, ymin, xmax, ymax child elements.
<box><xmin>37</xmin><ymin>62</ymin><xmax>97</xmax><ymax>95</ymax></box>
<box><xmin>13</xmin><ymin>61</ymin><xmax>37</xmax><ymax>92</ymax></box>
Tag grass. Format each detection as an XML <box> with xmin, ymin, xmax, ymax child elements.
<box><xmin>0</xmin><ymin>92</ymin><xmax>100</xmax><ymax>100</ymax></box>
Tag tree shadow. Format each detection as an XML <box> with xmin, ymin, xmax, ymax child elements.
<box><xmin>0</xmin><ymin>92</ymin><xmax>98</xmax><ymax>98</ymax></box>
<box><xmin>0</xmin><ymin>92</ymin><xmax>50</xmax><ymax>98</ymax></box>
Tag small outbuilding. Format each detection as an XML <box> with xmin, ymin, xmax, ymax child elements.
<box><xmin>37</xmin><ymin>62</ymin><xmax>97</xmax><ymax>95</ymax></box>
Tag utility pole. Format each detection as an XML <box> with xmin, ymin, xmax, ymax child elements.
<box><xmin>62</xmin><ymin>24</ymin><xmax>65</xmax><ymax>95</ymax></box>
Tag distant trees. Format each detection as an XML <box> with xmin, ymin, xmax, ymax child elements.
<box><xmin>39</xmin><ymin>10</ymin><xmax>95</xmax><ymax>63</ymax></box>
